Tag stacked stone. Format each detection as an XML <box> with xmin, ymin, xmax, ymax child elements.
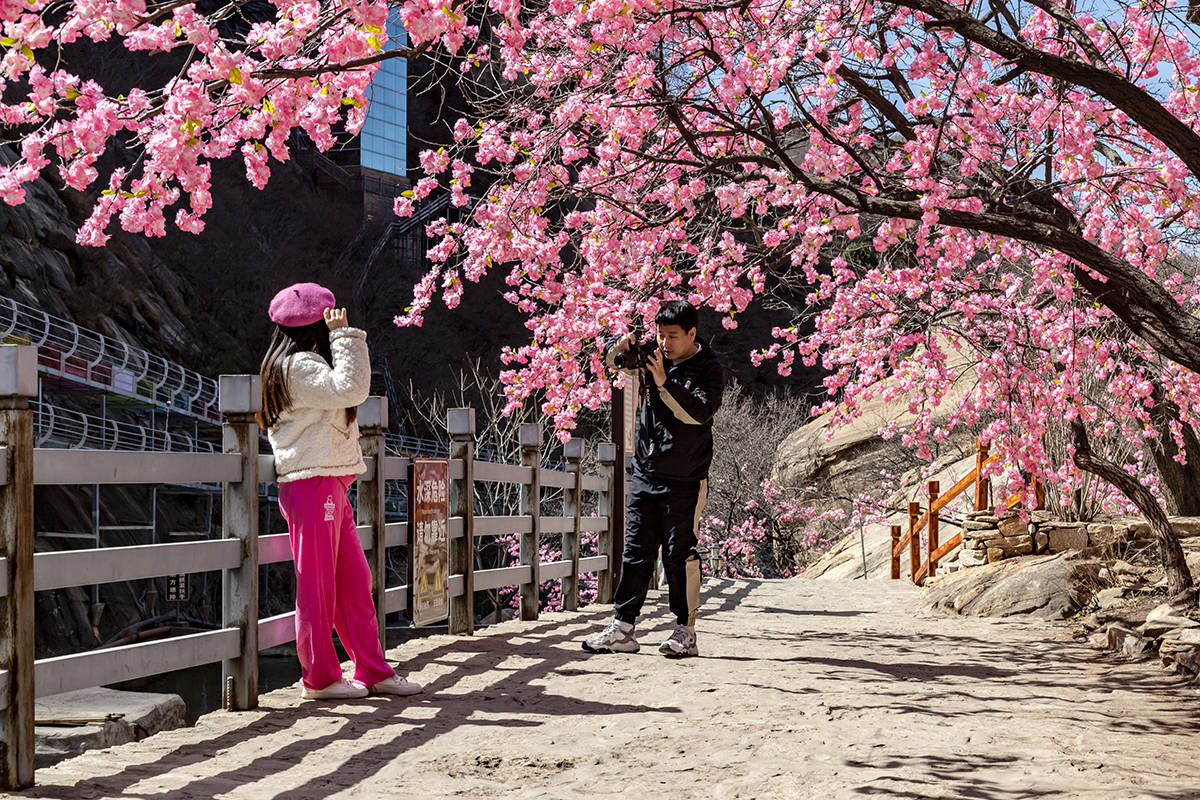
<box><xmin>959</xmin><ymin>510</ymin><xmax>1051</xmax><ymax>566</ymax></box>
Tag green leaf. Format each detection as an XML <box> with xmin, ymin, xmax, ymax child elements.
<box><xmin>365</xmin><ymin>23</ymin><xmax>383</xmax><ymax>33</ymax></box>
<box><xmin>262</xmin><ymin>97</ymin><xmax>275</xmax><ymax>114</ymax></box>
<box><xmin>368</xmin><ymin>35</ymin><xmax>382</xmax><ymax>50</ymax></box>
<box><xmin>0</xmin><ymin>37</ymin><xmax>17</xmax><ymax>47</ymax></box>
<box><xmin>401</xmin><ymin>190</ymin><xmax>414</xmax><ymax>198</ymax></box>
<box><xmin>229</xmin><ymin>67</ymin><xmax>242</xmax><ymax>85</ymax></box>
<box><xmin>20</xmin><ymin>45</ymin><xmax>34</xmax><ymax>60</ymax></box>
<box><xmin>441</xmin><ymin>4</ymin><xmax>464</xmax><ymax>21</ymax></box>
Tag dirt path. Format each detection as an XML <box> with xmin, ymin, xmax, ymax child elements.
<box><xmin>14</xmin><ymin>578</ymin><xmax>1200</xmax><ymax>799</ymax></box>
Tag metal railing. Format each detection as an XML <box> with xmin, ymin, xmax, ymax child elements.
<box><xmin>32</xmin><ymin>401</ymin><xmax>220</xmax><ymax>453</ymax></box>
<box><xmin>0</xmin><ymin>349</ymin><xmax>620</xmax><ymax>789</ymax></box>
<box><xmin>0</xmin><ymin>296</ymin><xmax>220</xmax><ymax>423</ymax></box>
<box><xmin>354</xmin><ymin>192</ymin><xmax>454</xmax><ymax>303</ymax></box>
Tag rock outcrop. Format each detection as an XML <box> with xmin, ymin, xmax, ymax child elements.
<box><xmin>920</xmin><ymin>552</ymin><xmax>1102</xmax><ymax>619</ymax></box>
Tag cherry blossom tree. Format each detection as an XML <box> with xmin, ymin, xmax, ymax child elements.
<box><xmin>4</xmin><ymin>0</ymin><xmax>1200</xmax><ymax>595</ymax></box>
<box><xmin>389</xmin><ymin>0</ymin><xmax>1200</xmax><ymax>596</ymax></box>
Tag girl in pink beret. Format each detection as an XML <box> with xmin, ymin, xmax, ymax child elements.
<box><xmin>259</xmin><ymin>282</ymin><xmax>422</xmax><ymax>700</ymax></box>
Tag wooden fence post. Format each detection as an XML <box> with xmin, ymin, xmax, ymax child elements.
<box><xmin>609</xmin><ymin>384</ymin><xmax>628</xmax><ymax>590</ymax></box>
<box><xmin>975</xmin><ymin>438</ymin><xmax>990</xmax><ymax>512</ymax></box>
<box><xmin>0</xmin><ymin>346</ymin><xmax>36</xmax><ymax>788</ymax></box>
<box><xmin>518</xmin><ymin>422</ymin><xmax>541</xmax><ymax>621</ymax></box>
<box><xmin>219</xmin><ymin>375</ymin><xmax>261</xmax><ymax>711</ymax></box>
<box><xmin>563</xmin><ymin>439</ymin><xmax>583</xmax><ymax>611</ymax></box>
<box><xmin>927</xmin><ymin>480</ymin><xmax>940</xmax><ymax>580</ymax></box>
<box><xmin>890</xmin><ymin>525</ymin><xmax>901</xmax><ymax>580</ymax></box>
<box><xmin>596</xmin><ymin>442</ymin><xmax>617</xmax><ymax>604</ymax></box>
<box><xmin>908</xmin><ymin>501</ymin><xmax>920</xmax><ymax>583</ymax></box>
<box><xmin>357</xmin><ymin>396</ymin><xmax>388</xmax><ymax>650</ymax></box>
<box><xmin>448</xmin><ymin>408</ymin><xmax>475</xmax><ymax>635</ymax></box>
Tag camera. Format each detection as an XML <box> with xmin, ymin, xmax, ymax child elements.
<box><xmin>614</xmin><ymin>340</ymin><xmax>659</xmax><ymax>370</ymax></box>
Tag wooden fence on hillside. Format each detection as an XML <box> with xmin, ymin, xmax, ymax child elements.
<box><xmin>890</xmin><ymin>439</ymin><xmax>1044</xmax><ymax>585</ymax></box>
<box><xmin>0</xmin><ymin>345</ymin><xmax>619</xmax><ymax>790</ymax></box>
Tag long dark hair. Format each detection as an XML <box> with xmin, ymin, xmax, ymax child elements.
<box><xmin>258</xmin><ymin>321</ymin><xmax>358</xmax><ymax>429</ymax></box>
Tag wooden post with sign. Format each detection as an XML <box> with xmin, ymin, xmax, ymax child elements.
<box><xmin>448</xmin><ymin>408</ymin><xmax>475</xmax><ymax>635</ymax></box>
<box><xmin>0</xmin><ymin>346</ymin><xmax>36</xmax><ymax>789</ymax></box>
<box><xmin>357</xmin><ymin>396</ymin><xmax>388</xmax><ymax>648</ymax></box>
<box><xmin>407</xmin><ymin>458</ymin><xmax>450</xmax><ymax>627</ymax></box>
<box><xmin>609</xmin><ymin>375</ymin><xmax>637</xmax><ymax>593</ymax></box>
<box><xmin>518</xmin><ymin>423</ymin><xmax>541</xmax><ymax>621</ymax></box>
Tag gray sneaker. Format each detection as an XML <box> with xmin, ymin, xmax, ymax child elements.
<box><xmin>582</xmin><ymin>618</ymin><xmax>640</xmax><ymax>653</ymax></box>
<box><xmin>658</xmin><ymin>625</ymin><xmax>698</xmax><ymax>658</ymax></box>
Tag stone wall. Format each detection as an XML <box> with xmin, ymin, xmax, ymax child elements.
<box><xmin>957</xmin><ymin>512</ymin><xmax>1200</xmax><ymax>568</ymax></box>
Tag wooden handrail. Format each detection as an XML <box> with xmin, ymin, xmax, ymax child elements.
<box><xmin>932</xmin><ymin>455</ymin><xmax>997</xmax><ymax>514</ymax></box>
<box><xmin>891</xmin><ymin>453</ymin><xmax>997</xmax><ymax>559</ymax></box>
<box><xmin>893</xmin><ymin>439</ymin><xmax>1005</xmax><ymax>585</ymax></box>
<box><xmin>0</xmin><ymin>363</ymin><xmax>621</xmax><ymax>790</ymax></box>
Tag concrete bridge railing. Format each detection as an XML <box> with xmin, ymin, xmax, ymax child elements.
<box><xmin>0</xmin><ymin>345</ymin><xmax>618</xmax><ymax>790</ymax></box>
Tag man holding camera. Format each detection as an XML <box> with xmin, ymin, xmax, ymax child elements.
<box><xmin>583</xmin><ymin>300</ymin><xmax>724</xmax><ymax>658</ymax></box>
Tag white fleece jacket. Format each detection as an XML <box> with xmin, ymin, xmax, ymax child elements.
<box><xmin>267</xmin><ymin>326</ymin><xmax>371</xmax><ymax>483</ymax></box>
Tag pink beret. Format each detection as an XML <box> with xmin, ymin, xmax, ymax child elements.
<box><xmin>268</xmin><ymin>282</ymin><xmax>336</xmax><ymax>327</ymax></box>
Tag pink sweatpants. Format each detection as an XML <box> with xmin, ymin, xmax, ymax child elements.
<box><xmin>278</xmin><ymin>474</ymin><xmax>395</xmax><ymax>691</ymax></box>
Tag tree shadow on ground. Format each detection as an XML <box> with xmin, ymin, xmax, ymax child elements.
<box><xmin>20</xmin><ymin>581</ymin><xmax>757</xmax><ymax>799</ymax></box>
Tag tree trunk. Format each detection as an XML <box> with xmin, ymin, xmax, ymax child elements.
<box><xmin>1070</xmin><ymin>418</ymin><xmax>1194</xmax><ymax>597</ymax></box>
<box><xmin>1148</xmin><ymin>400</ymin><xmax>1200</xmax><ymax>515</ymax></box>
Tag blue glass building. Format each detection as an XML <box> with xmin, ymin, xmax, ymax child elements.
<box><xmin>360</xmin><ymin>17</ymin><xmax>407</xmax><ymax>179</ymax></box>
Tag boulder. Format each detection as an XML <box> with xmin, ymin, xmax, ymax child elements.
<box><xmin>1106</xmin><ymin>624</ymin><xmax>1153</xmax><ymax>659</ymax></box>
<box><xmin>1140</xmin><ymin>603</ymin><xmax>1200</xmax><ymax>638</ymax></box>
<box><xmin>921</xmin><ymin>553</ymin><xmax>1099</xmax><ymax>619</ymax></box>
<box><xmin>1174</xmin><ymin>647</ymin><xmax>1200</xmax><ymax>675</ymax></box>
<box><xmin>35</xmin><ymin>687</ymin><xmax>185</xmax><ymax>768</ymax></box>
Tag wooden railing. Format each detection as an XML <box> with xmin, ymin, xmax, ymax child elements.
<box><xmin>890</xmin><ymin>439</ymin><xmax>1046</xmax><ymax>585</ymax></box>
<box><xmin>891</xmin><ymin>439</ymin><xmax>994</xmax><ymax>585</ymax></box>
<box><xmin>0</xmin><ymin>345</ymin><xmax>618</xmax><ymax>789</ymax></box>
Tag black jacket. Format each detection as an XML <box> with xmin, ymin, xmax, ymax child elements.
<box><xmin>606</xmin><ymin>337</ymin><xmax>725</xmax><ymax>482</ymax></box>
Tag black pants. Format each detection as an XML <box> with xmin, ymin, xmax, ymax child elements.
<box><xmin>612</xmin><ymin>474</ymin><xmax>705</xmax><ymax>626</ymax></box>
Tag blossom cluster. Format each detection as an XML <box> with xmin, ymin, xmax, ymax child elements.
<box><xmin>0</xmin><ymin>0</ymin><xmax>392</xmax><ymax>243</ymax></box>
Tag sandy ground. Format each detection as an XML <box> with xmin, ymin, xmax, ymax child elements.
<box><xmin>11</xmin><ymin>577</ymin><xmax>1200</xmax><ymax>800</ymax></box>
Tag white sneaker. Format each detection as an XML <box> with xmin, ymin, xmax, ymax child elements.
<box><xmin>582</xmin><ymin>618</ymin><xmax>640</xmax><ymax>653</ymax></box>
<box><xmin>300</xmin><ymin>678</ymin><xmax>369</xmax><ymax>700</ymax></box>
<box><xmin>369</xmin><ymin>674</ymin><xmax>423</xmax><ymax>696</ymax></box>
<box><xmin>658</xmin><ymin>625</ymin><xmax>698</xmax><ymax>658</ymax></box>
